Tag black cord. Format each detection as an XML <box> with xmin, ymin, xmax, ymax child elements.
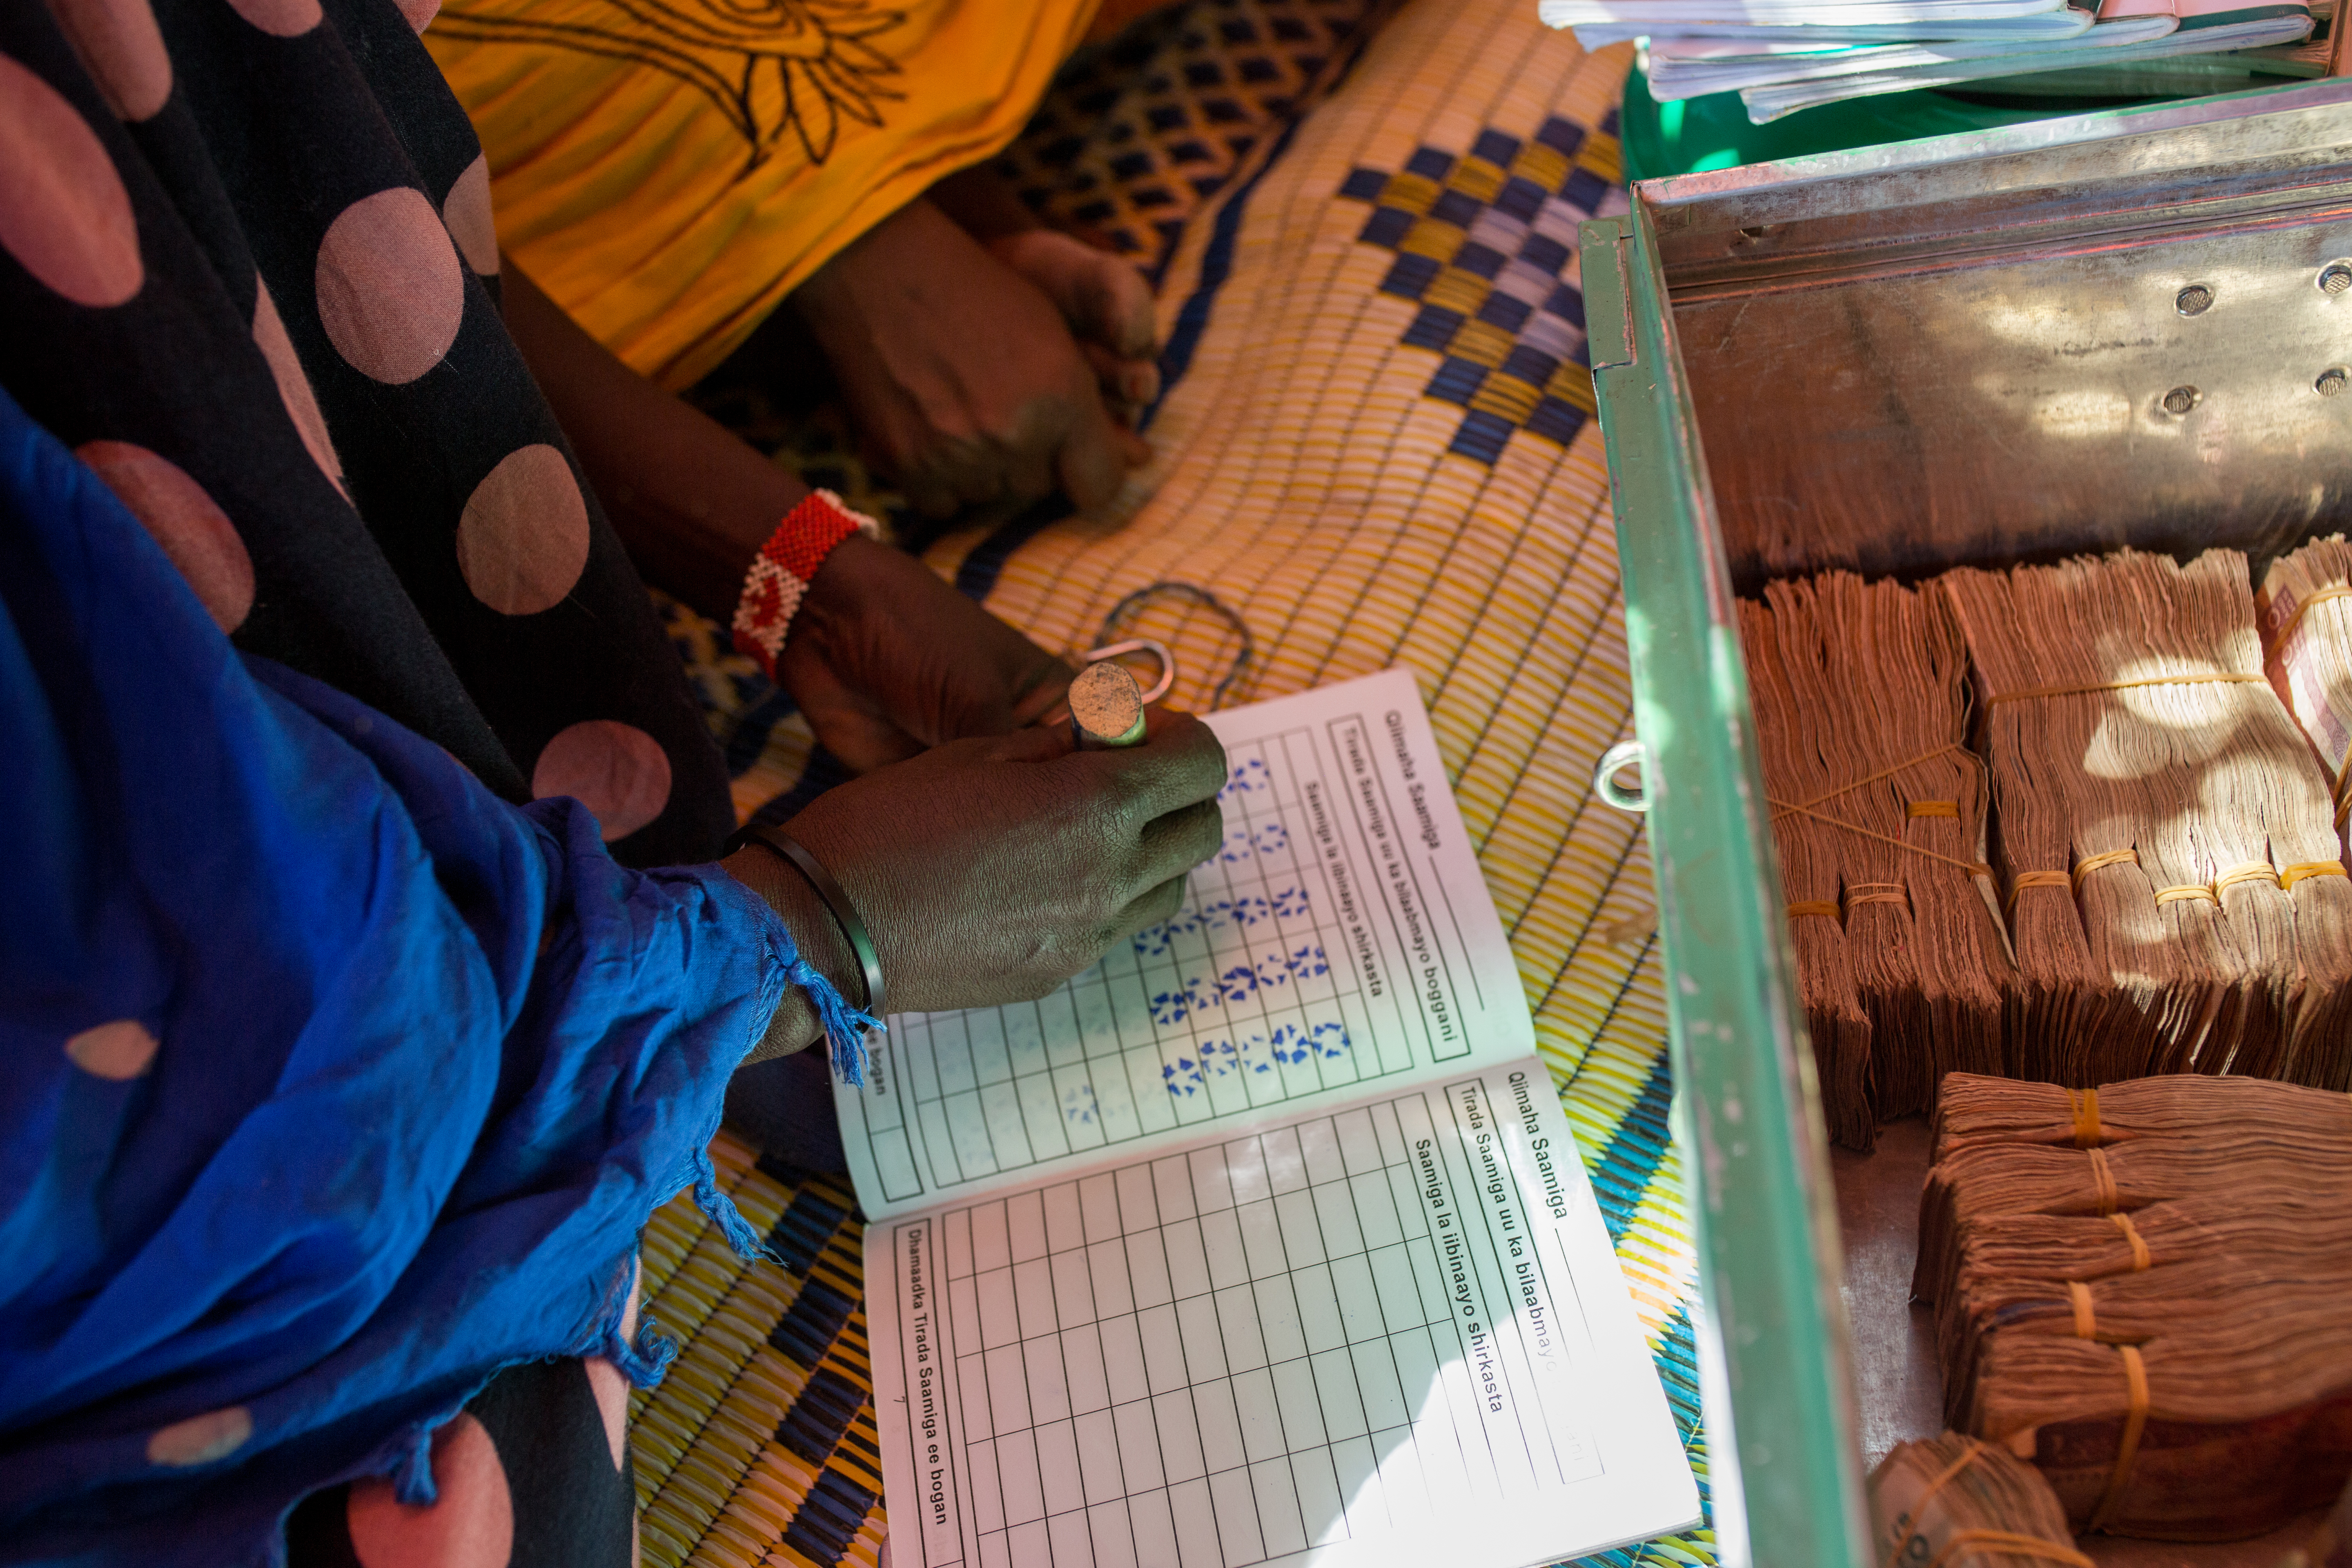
<box><xmin>1096</xmin><ymin>582</ymin><xmax>1256</xmax><ymax>710</ymax></box>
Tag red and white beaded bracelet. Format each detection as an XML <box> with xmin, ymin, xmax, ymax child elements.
<box><xmin>728</xmin><ymin>488</ymin><xmax>882</xmax><ymax>679</ymax></box>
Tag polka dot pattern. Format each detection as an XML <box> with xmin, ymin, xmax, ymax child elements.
<box><xmin>47</xmin><ymin>0</ymin><xmax>172</xmax><ymax>121</ymax></box>
<box><xmin>441</xmin><ymin>154</ymin><xmax>498</xmax><ymax>276</ymax></box>
<box><xmin>252</xmin><ymin>276</ymin><xmax>346</xmax><ymax>492</ymax></box>
<box><xmin>454</xmin><ymin>443</ymin><xmax>588</xmax><ymax>615</ymax></box>
<box><xmin>532</xmin><ymin>721</ymin><xmax>671</xmax><ymax>843</ymax></box>
<box><xmin>346</xmin><ymin>1414</ymin><xmax>513</xmax><ymax>1568</ymax></box>
<box><xmin>147</xmin><ymin>1406</ymin><xmax>252</xmax><ymax>1467</ymax></box>
<box><xmin>65</xmin><ymin>1018</ymin><xmax>158</xmax><ymax>1080</ymax></box>
<box><xmin>315</xmin><ymin>187</ymin><xmax>464</xmax><ymax>385</ymax></box>
<box><xmin>76</xmin><ymin>441</ymin><xmax>255</xmax><ymax>631</ymax></box>
<box><xmin>0</xmin><ymin>52</ymin><xmax>142</xmax><ymax>307</ymax></box>
<box><xmin>12</xmin><ymin>0</ymin><xmax>729</xmax><ymax>873</ymax></box>
<box><xmin>223</xmin><ymin>0</ymin><xmax>323</xmax><ymax>38</ymax></box>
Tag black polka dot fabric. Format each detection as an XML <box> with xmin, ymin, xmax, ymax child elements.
<box><xmin>0</xmin><ymin>0</ymin><xmax>733</xmax><ymax>866</ymax></box>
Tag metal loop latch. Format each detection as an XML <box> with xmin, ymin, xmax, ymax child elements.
<box><xmin>1595</xmin><ymin>739</ymin><xmax>1651</xmax><ymax>813</ymax></box>
<box><xmin>1083</xmin><ymin>638</ymin><xmax>1176</xmax><ymax>704</ymax></box>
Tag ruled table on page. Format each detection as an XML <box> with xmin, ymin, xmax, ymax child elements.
<box><xmin>886</xmin><ymin>728</ymin><xmax>1408</xmax><ymax>1185</ymax></box>
<box><xmin>878</xmin><ymin>1091</ymin><xmax>1608</xmax><ymax>1568</ymax></box>
<box><xmin>840</xmin><ymin>671</ymin><xmax>1537</xmax><ymax>1218</ymax></box>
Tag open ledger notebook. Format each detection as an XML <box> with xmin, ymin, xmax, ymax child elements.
<box><xmin>833</xmin><ymin>670</ymin><xmax>1701</xmax><ymax>1568</ymax></box>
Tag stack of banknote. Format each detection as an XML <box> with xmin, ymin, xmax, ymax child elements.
<box><xmin>1945</xmin><ymin>549</ymin><xmax>2352</xmax><ymax>1091</ymax></box>
<box><xmin>1742</xmin><ymin>549</ymin><xmax>2352</xmax><ymax>1147</ymax></box>
<box><xmin>1740</xmin><ymin>572</ymin><xmax>2006</xmax><ymax>1150</ymax></box>
<box><xmin>1870</xmin><ymin>1430</ymin><xmax>2087</xmax><ymax>1568</ymax></box>
<box><xmin>1915</xmin><ymin>1073</ymin><xmax>2352</xmax><ymax>1539</ymax></box>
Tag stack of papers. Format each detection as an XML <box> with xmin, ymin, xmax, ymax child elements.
<box><xmin>1541</xmin><ymin>0</ymin><xmax>2319</xmax><ymax>121</ymax></box>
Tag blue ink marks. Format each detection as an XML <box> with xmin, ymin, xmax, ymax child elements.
<box><xmin>1193</xmin><ymin>1037</ymin><xmax>1242</xmax><ymax>1079</ymax></box>
<box><xmin>1064</xmin><ymin>1085</ymin><xmax>1099</xmax><ymax>1124</ymax></box>
<box><xmin>1271</xmin><ymin>885</ymin><xmax>1310</xmax><ymax>918</ymax></box>
<box><xmin>1261</xmin><ymin>1021</ymin><xmax>1350</xmax><ymax>1066</ymax></box>
<box><xmin>1217</xmin><ymin>964</ymin><xmax>1260</xmax><ymax>1002</ymax></box>
<box><xmin>1133</xmin><ymin>908</ymin><xmax>1208</xmax><ymax>957</ymax></box>
<box><xmin>1151</xmin><ymin>976</ymin><xmax>1208</xmax><ymax>1025</ymax></box>
<box><xmin>1193</xmin><ymin>896</ymin><xmax>1272</xmax><ymax>933</ymax></box>
<box><xmin>1218</xmin><ymin>824</ymin><xmax>1292</xmax><ymax>863</ymax></box>
<box><xmin>1217</xmin><ymin>757</ymin><xmax>1270</xmax><ymax>800</ymax></box>
<box><xmin>1253</xmin><ymin>943</ymin><xmax>1327</xmax><ymax>989</ymax></box>
<box><xmin>1163</xmin><ymin>1058</ymin><xmax>1203</xmax><ymax>1096</ymax></box>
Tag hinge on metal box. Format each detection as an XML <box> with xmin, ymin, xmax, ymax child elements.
<box><xmin>1579</xmin><ymin>219</ymin><xmax>1637</xmax><ymax>371</ymax></box>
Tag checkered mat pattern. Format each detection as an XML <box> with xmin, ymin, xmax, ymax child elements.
<box><xmin>640</xmin><ymin>0</ymin><xmax>1718</xmax><ymax>1563</ymax></box>
<box><xmin>1337</xmin><ymin>119</ymin><xmax>1617</xmax><ymax>465</ymax></box>
<box><xmin>998</xmin><ymin>0</ymin><xmax>1385</xmax><ymax>281</ymax></box>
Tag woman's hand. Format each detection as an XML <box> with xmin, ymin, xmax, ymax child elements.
<box><xmin>924</xmin><ymin>165</ymin><xmax>1162</xmax><ymax>425</ymax></box>
<box><xmin>985</xmin><ymin>229</ymin><xmax>1160</xmax><ymax>426</ymax></box>
<box><xmin>795</xmin><ymin>198</ymin><xmax>1149</xmax><ymax>520</ymax></box>
<box><xmin>733</xmin><ymin>708</ymin><xmax>1228</xmax><ymax>1054</ymax></box>
<box><xmin>782</xmin><ymin>534</ymin><xmax>1073</xmax><ymax>771</ymax></box>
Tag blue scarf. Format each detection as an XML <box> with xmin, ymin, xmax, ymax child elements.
<box><xmin>0</xmin><ymin>390</ymin><xmax>803</xmax><ymax>1562</ymax></box>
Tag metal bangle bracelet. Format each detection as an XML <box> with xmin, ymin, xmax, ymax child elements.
<box><xmin>729</xmin><ymin>826</ymin><xmax>886</xmax><ymax>1020</ymax></box>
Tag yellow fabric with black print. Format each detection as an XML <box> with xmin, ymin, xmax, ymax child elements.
<box><xmin>427</xmin><ymin>0</ymin><xmax>1105</xmax><ymax>390</ymax></box>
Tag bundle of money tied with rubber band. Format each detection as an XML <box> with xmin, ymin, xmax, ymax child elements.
<box><xmin>1740</xmin><ymin>547</ymin><xmax>2352</xmax><ymax>1150</ymax></box>
<box><xmin>1909</xmin><ymin>1072</ymin><xmax>2352</xmax><ymax>1541</ymax></box>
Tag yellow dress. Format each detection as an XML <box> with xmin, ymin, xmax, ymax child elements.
<box><xmin>428</xmin><ymin>0</ymin><xmax>1104</xmax><ymax>389</ymax></box>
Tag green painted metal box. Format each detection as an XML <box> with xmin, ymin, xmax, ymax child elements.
<box><xmin>1580</xmin><ymin>79</ymin><xmax>2352</xmax><ymax>1568</ymax></box>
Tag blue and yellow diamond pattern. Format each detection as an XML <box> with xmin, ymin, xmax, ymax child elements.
<box><xmin>1339</xmin><ymin>111</ymin><xmax>1621</xmax><ymax>466</ymax></box>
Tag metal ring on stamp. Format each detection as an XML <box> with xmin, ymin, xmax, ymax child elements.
<box><xmin>1595</xmin><ymin>739</ymin><xmax>1652</xmax><ymax>813</ymax></box>
<box><xmin>1082</xmin><ymin>638</ymin><xmax>1176</xmax><ymax>704</ymax></box>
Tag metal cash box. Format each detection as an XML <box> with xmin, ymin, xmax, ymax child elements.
<box><xmin>1579</xmin><ymin>80</ymin><xmax>2352</xmax><ymax>1568</ymax></box>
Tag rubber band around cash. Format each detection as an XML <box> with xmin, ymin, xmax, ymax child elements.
<box><xmin>1849</xmin><ymin>882</ymin><xmax>1911</xmax><ymax>908</ymax></box>
<box><xmin>2259</xmin><ymin>581</ymin><xmax>2352</xmax><ymax>659</ymax></box>
<box><xmin>2087</xmin><ymin>1146</ymin><xmax>2120</xmax><ymax>1215</ymax></box>
<box><xmin>2111</xmin><ymin>1212</ymin><xmax>2152</xmax><ymax>1272</ymax></box>
<box><xmin>2156</xmin><ymin>884</ymin><xmax>2219</xmax><ymax>908</ymax></box>
<box><xmin>1983</xmin><ymin>672</ymin><xmax>2267</xmax><ymax>705</ymax></box>
<box><xmin>2006</xmin><ymin>871</ymin><xmax>2071</xmax><ymax>913</ymax></box>
<box><xmin>1875</xmin><ymin>1441</ymin><xmax>2095</xmax><ymax>1568</ymax></box>
<box><xmin>2088</xmin><ymin>1344</ymin><xmax>2152</xmax><ymax>1533</ymax></box>
<box><xmin>2284</xmin><ymin>860</ymin><xmax>2351</xmax><ymax>890</ymax></box>
<box><xmin>1769</xmin><ymin>742</ymin><xmax>1976</xmax><ymax>821</ymax></box>
<box><xmin>2069</xmin><ymin>1280</ymin><xmax>2098</xmax><ymax>1340</ymax></box>
<box><xmin>1768</xmin><ymin>800</ymin><xmax>1995</xmax><ymax>880</ymax></box>
<box><xmin>2216</xmin><ymin>860</ymin><xmax>2283</xmax><ymax>899</ymax></box>
<box><xmin>2070</xmin><ymin>849</ymin><xmax>2138</xmax><ymax>893</ymax></box>
<box><xmin>1877</xmin><ymin>1439</ymin><xmax>1986</xmax><ymax>1568</ymax></box>
<box><xmin>2069</xmin><ymin>1087</ymin><xmax>2103</xmax><ymax>1148</ymax></box>
<box><xmin>1909</xmin><ymin>800</ymin><xmax>1959</xmax><ymax>819</ymax></box>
